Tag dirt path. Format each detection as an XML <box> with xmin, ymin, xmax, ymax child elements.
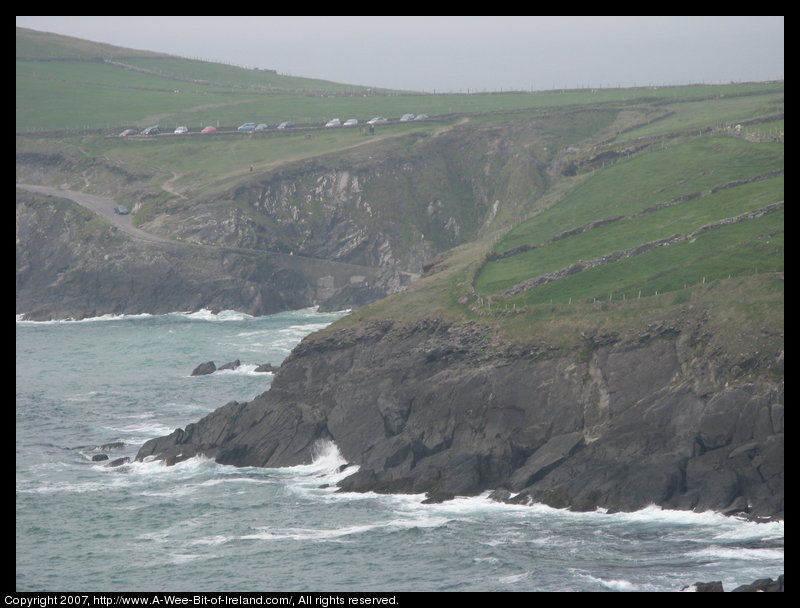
<box><xmin>16</xmin><ymin>183</ymin><xmax>176</xmax><ymax>245</ymax></box>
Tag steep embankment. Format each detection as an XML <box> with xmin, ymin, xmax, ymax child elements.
<box><xmin>137</xmin><ymin>284</ymin><xmax>783</xmax><ymax>519</ymax></box>
<box><xmin>132</xmin><ymin>112</ymin><xmax>585</xmax><ymax>273</ymax></box>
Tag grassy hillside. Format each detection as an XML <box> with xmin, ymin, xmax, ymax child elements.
<box><xmin>332</xmin><ymin>90</ymin><xmax>783</xmax><ymax>349</ymax></box>
<box><xmin>16</xmin><ymin>27</ymin><xmax>783</xmax><ymax>133</ymax></box>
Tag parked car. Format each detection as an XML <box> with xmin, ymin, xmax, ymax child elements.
<box><xmin>118</xmin><ymin>129</ymin><xmax>138</xmax><ymax>137</ymax></box>
<box><xmin>367</xmin><ymin>117</ymin><xmax>387</xmax><ymax>124</ymax></box>
<box><xmin>325</xmin><ymin>118</ymin><xmax>342</xmax><ymax>127</ymax></box>
<box><xmin>174</xmin><ymin>126</ymin><xmax>189</xmax><ymax>134</ymax></box>
<box><xmin>400</xmin><ymin>114</ymin><xmax>415</xmax><ymax>122</ymax></box>
<box><xmin>414</xmin><ymin>114</ymin><xmax>429</xmax><ymax>121</ymax></box>
<box><xmin>254</xmin><ymin>123</ymin><xmax>269</xmax><ymax>132</ymax></box>
<box><xmin>343</xmin><ymin>119</ymin><xmax>359</xmax><ymax>127</ymax></box>
<box><xmin>237</xmin><ymin>122</ymin><xmax>257</xmax><ymax>132</ymax></box>
<box><xmin>139</xmin><ymin>126</ymin><xmax>160</xmax><ymax>136</ymax></box>
<box><xmin>201</xmin><ymin>126</ymin><xmax>217</xmax><ymax>134</ymax></box>
<box><xmin>114</xmin><ymin>205</ymin><xmax>129</xmax><ymax>215</ymax></box>
<box><xmin>277</xmin><ymin>122</ymin><xmax>294</xmax><ymax>129</ymax></box>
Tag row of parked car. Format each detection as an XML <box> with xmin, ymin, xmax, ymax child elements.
<box><xmin>235</xmin><ymin>122</ymin><xmax>296</xmax><ymax>132</ymax></box>
<box><xmin>119</xmin><ymin>114</ymin><xmax>428</xmax><ymax>138</ymax></box>
<box><xmin>325</xmin><ymin>114</ymin><xmax>428</xmax><ymax>128</ymax></box>
<box><xmin>119</xmin><ymin>122</ymin><xmax>296</xmax><ymax>137</ymax></box>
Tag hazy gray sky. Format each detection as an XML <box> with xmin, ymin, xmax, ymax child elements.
<box><xmin>16</xmin><ymin>16</ymin><xmax>784</xmax><ymax>92</ymax></box>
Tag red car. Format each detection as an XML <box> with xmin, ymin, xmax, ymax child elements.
<box><xmin>201</xmin><ymin>126</ymin><xmax>217</xmax><ymax>134</ymax></box>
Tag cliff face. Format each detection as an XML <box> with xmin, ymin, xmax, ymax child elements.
<box><xmin>15</xmin><ymin>190</ymin><xmax>403</xmax><ymax>320</ymax></box>
<box><xmin>137</xmin><ymin>314</ymin><xmax>784</xmax><ymax>520</ymax></box>
<box><xmin>137</xmin><ymin>121</ymin><xmax>555</xmax><ymax>274</ymax></box>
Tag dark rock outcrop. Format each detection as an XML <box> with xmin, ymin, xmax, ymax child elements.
<box><xmin>137</xmin><ymin>314</ymin><xmax>783</xmax><ymax>520</ymax></box>
<box><xmin>732</xmin><ymin>575</ymin><xmax>784</xmax><ymax>592</ymax></box>
<box><xmin>692</xmin><ymin>581</ymin><xmax>725</xmax><ymax>592</ymax></box>
<box><xmin>682</xmin><ymin>576</ymin><xmax>783</xmax><ymax>592</ymax></box>
<box><xmin>218</xmin><ymin>359</ymin><xmax>241</xmax><ymax>371</ymax></box>
<box><xmin>191</xmin><ymin>361</ymin><xmax>216</xmax><ymax>376</ymax></box>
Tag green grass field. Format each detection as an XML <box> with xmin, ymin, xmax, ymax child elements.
<box><xmin>472</xmin><ymin>133</ymin><xmax>783</xmax><ymax>311</ymax></box>
<box><xmin>16</xmin><ymin>27</ymin><xmax>785</xmax><ymax>132</ymax></box>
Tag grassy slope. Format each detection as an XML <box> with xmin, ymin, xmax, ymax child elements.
<box><xmin>16</xmin><ymin>27</ymin><xmax>784</xmax><ymax>132</ymax></box>
<box><xmin>329</xmin><ymin>91</ymin><xmax>784</xmax><ymax>353</ymax></box>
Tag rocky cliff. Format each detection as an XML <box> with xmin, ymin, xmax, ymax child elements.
<box><xmin>137</xmin><ymin>306</ymin><xmax>784</xmax><ymax>520</ymax></box>
<box><xmin>15</xmin><ymin>189</ymin><xmax>404</xmax><ymax>320</ymax></box>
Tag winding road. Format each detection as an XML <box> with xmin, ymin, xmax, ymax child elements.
<box><xmin>16</xmin><ymin>183</ymin><xmax>175</xmax><ymax>245</ymax></box>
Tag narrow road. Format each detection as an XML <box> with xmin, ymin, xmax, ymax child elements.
<box><xmin>16</xmin><ymin>183</ymin><xmax>175</xmax><ymax>245</ymax></box>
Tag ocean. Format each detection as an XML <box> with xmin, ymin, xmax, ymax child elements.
<box><xmin>15</xmin><ymin>308</ymin><xmax>784</xmax><ymax>592</ymax></box>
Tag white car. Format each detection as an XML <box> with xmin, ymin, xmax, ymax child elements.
<box><xmin>343</xmin><ymin>119</ymin><xmax>359</xmax><ymax>127</ymax></box>
<box><xmin>325</xmin><ymin>118</ymin><xmax>341</xmax><ymax>127</ymax></box>
<box><xmin>400</xmin><ymin>114</ymin><xmax>415</xmax><ymax>122</ymax></box>
<box><xmin>367</xmin><ymin>117</ymin><xmax>388</xmax><ymax>124</ymax></box>
<box><xmin>174</xmin><ymin>126</ymin><xmax>189</xmax><ymax>134</ymax></box>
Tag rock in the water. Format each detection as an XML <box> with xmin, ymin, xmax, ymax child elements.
<box><xmin>218</xmin><ymin>359</ymin><xmax>241</xmax><ymax>371</ymax></box>
<box><xmin>693</xmin><ymin>581</ymin><xmax>724</xmax><ymax>592</ymax></box>
<box><xmin>191</xmin><ymin>361</ymin><xmax>216</xmax><ymax>376</ymax></box>
<box><xmin>682</xmin><ymin>576</ymin><xmax>783</xmax><ymax>592</ymax></box>
<box><xmin>254</xmin><ymin>363</ymin><xmax>279</xmax><ymax>373</ymax></box>
<box><xmin>732</xmin><ymin>576</ymin><xmax>784</xmax><ymax>592</ymax></box>
<box><xmin>98</xmin><ymin>442</ymin><xmax>125</xmax><ymax>450</ymax></box>
<box><xmin>107</xmin><ymin>457</ymin><xmax>130</xmax><ymax>467</ymax></box>
<box><xmin>91</xmin><ymin>454</ymin><xmax>109</xmax><ymax>462</ymax></box>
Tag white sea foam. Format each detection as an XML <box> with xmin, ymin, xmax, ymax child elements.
<box><xmin>212</xmin><ymin>363</ymin><xmax>271</xmax><ymax>376</ymax></box>
<box><xmin>16</xmin><ymin>312</ymin><xmax>157</xmax><ymax>324</ymax></box>
<box><xmin>189</xmin><ymin>535</ymin><xmax>232</xmax><ymax>546</ymax></box>
<box><xmin>498</xmin><ymin>571</ymin><xmax>531</xmax><ymax>584</ymax></box>
<box><xmin>686</xmin><ymin>546</ymin><xmax>785</xmax><ymax>562</ymax></box>
<box><xmin>168</xmin><ymin>553</ymin><xmax>208</xmax><ymax>564</ymax></box>
<box><xmin>580</xmin><ymin>574</ymin><xmax>637</xmax><ymax>592</ymax></box>
<box><xmin>241</xmin><ymin>514</ymin><xmax>450</xmax><ymax>543</ymax></box>
<box><xmin>183</xmin><ymin>309</ymin><xmax>254</xmax><ymax>322</ymax></box>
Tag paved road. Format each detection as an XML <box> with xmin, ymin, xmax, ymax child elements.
<box><xmin>16</xmin><ymin>182</ymin><xmax>419</xmax><ymax>283</ymax></box>
<box><xmin>17</xmin><ymin>183</ymin><xmax>175</xmax><ymax>245</ymax></box>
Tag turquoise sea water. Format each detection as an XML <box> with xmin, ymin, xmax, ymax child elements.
<box><xmin>16</xmin><ymin>309</ymin><xmax>784</xmax><ymax>592</ymax></box>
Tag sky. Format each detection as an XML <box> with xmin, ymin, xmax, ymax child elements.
<box><xmin>16</xmin><ymin>16</ymin><xmax>784</xmax><ymax>93</ymax></box>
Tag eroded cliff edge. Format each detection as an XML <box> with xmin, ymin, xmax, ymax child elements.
<box><xmin>137</xmin><ymin>308</ymin><xmax>784</xmax><ymax>520</ymax></box>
